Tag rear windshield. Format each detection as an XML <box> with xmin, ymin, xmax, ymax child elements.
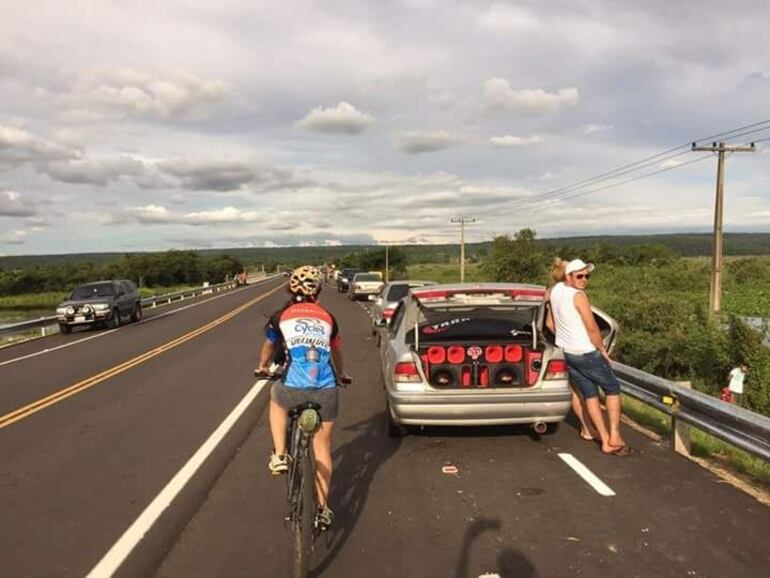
<box><xmin>71</xmin><ymin>283</ymin><xmax>114</xmax><ymax>299</ymax></box>
<box><xmin>387</xmin><ymin>283</ymin><xmax>430</xmax><ymax>301</ymax></box>
<box><xmin>356</xmin><ymin>273</ymin><xmax>381</xmax><ymax>281</ymax></box>
<box><xmin>417</xmin><ymin>307</ymin><xmax>535</xmax><ymax>341</ymax></box>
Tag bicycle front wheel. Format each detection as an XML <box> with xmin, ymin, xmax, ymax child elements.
<box><xmin>293</xmin><ymin>448</ymin><xmax>316</xmax><ymax>578</ymax></box>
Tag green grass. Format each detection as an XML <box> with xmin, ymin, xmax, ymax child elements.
<box><xmin>622</xmin><ymin>395</ymin><xmax>770</xmax><ymax>487</ymax></box>
<box><xmin>404</xmin><ymin>263</ymin><xmax>489</xmax><ymax>284</ymax></box>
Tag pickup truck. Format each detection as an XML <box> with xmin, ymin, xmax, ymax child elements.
<box><xmin>56</xmin><ymin>280</ymin><xmax>142</xmax><ymax>334</ymax></box>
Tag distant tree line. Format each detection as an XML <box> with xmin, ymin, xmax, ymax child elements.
<box><xmin>0</xmin><ymin>251</ymin><xmax>244</xmax><ymax>295</ymax></box>
<box><xmin>334</xmin><ymin>247</ymin><xmax>409</xmax><ymax>276</ymax></box>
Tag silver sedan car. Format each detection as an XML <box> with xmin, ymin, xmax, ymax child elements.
<box><xmin>379</xmin><ymin>283</ymin><xmax>618</xmax><ymax>436</ymax></box>
<box><xmin>371</xmin><ymin>280</ymin><xmax>436</xmax><ymax>331</ymax></box>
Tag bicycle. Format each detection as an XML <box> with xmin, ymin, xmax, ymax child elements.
<box><xmin>255</xmin><ymin>370</ymin><xmax>351</xmax><ymax>578</ymax></box>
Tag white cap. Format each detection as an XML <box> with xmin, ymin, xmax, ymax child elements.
<box><xmin>565</xmin><ymin>259</ymin><xmax>595</xmax><ymax>276</ymax></box>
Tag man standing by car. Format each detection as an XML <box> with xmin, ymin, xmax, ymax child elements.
<box><xmin>549</xmin><ymin>259</ymin><xmax>628</xmax><ymax>455</ymax></box>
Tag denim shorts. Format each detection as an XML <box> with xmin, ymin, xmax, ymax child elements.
<box><xmin>271</xmin><ymin>382</ymin><xmax>339</xmax><ymax>421</ymax></box>
<box><xmin>563</xmin><ymin>349</ymin><xmax>621</xmax><ymax>399</ymax></box>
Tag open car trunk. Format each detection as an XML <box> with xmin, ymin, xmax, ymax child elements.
<box><xmin>409</xmin><ymin>305</ymin><xmax>543</xmax><ymax>389</ymax></box>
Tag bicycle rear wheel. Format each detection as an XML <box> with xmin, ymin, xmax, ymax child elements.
<box><xmin>293</xmin><ymin>446</ymin><xmax>316</xmax><ymax>578</ymax></box>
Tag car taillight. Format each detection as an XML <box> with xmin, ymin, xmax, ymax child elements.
<box><xmin>394</xmin><ymin>362</ymin><xmax>421</xmax><ymax>383</ymax></box>
<box><xmin>382</xmin><ymin>308</ymin><xmax>395</xmax><ymax>319</ymax></box>
<box><xmin>545</xmin><ymin>359</ymin><xmax>569</xmax><ymax>380</ymax></box>
<box><xmin>447</xmin><ymin>346</ymin><xmax>465</xmax><ymax>364</ymax></box>
<box><xmin>484</xmin><ymin>345</ymin><xmax>503</xmax><ymax>363</ymax></box>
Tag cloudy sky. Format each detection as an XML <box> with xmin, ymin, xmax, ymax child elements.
<box><xmin>1</xmin><ymin>0</ymin><xmax>769</xmax><ymax>254</ymax></box>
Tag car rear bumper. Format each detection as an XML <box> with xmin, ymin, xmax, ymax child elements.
<box><xmin>387</xmin><ymin>388</ymin><xmax>571</xmax><ymax>425</ymax></box>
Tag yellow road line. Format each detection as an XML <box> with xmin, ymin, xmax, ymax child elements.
<box><xmin>0</xmin><ymin>283</ymin><xmax>284</xmax><ymax>430</ymax></box>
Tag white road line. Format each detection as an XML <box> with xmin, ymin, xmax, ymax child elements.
<box><xmin>0</xmin><ymin>278</ymin><xmax>277</xmax><ymax>369</ymax></box>
<box><xmin>558</xmin><ymin>453</ymin><xmax>616</xmax><ymax>497</ymax></box>
<box><xmin>86</xmin><ymin>378</ymin><xmax>270</xmax><ymax>578</ymax></box>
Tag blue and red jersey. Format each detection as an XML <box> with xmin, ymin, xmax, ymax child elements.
<box><xmin>266</xmin><ymin>301</ymin><xmax>341</xmax><ymax>389</ymax></box>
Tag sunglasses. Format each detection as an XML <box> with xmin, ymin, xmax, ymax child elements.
<box><xmin>573</xmin><ymin>273</ymin><xmax>591</xmax><ymax>280</ymax></box>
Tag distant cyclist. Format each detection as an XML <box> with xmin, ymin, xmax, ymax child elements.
<box><xmin>255</xmin><ymin>265</ymin><xmax>349</xmax><ymax>529</ymax></box>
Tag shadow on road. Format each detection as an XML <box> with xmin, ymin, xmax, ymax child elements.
<box><xmin>311</xmin><ymin>411</ymin><xmax>401</xmax><ymax>577</ymax></box>
<box><xmin>455</xmin><ymin>518</ymin><xmax>537</xmax><ymax>578</ymax></box>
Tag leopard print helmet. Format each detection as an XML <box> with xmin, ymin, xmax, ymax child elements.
<box><xmin>289</xmin><ymin>265</ymin><xmax>322</xmax><ymax>296</ymax></box>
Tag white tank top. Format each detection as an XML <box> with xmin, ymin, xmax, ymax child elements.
<box><xmin>550</xmin><ymin>282</ymin><xmax>596</xmax><ymax>355</ymax></box>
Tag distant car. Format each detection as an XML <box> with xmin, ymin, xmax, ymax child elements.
<box><xmin>348</xmin><ymin>272</ymin><xmax>384</xmax><ymax>301</ymax></box>
<box><xmin>55</xmin><ymin>280</ymin><xmax>142</xmax><ymax>334</ymax></box>
<box><xmin>372</xmin><ymin>280</ymin><xmax>437</xmax><ymax>331</ymax></box>
<box><xmin>336</xmin><ymin>268</ymin><xmax>361</xmax><ymax>293</ymax></box>
<box><xmin>378</xmin><ymin>283</ymin><xmax>618</xmax><ymax>436</ymax></box>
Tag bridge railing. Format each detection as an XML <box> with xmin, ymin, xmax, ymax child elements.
<box><xmin>0</xmin><ymin>279</ymin><xmax>247</xmax><ymax>340</ymax></box>
<box><xmin>613</xmin><ymin>361</ymin><xmax>770</xmax><ymax>462</ymax></box>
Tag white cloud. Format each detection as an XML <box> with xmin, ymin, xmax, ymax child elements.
<box><xmin>478</xmin><ymin>3</ymin><xmax>537</xmax><ymax>32</ymax></box>
<box><xmin>483</xmin><ymin>78</ymin><xmax>579</xmax><ymax>114</ymax></box>
<box><xmin>397</xmin><ymin>130</ymin><xmax>464</xmax><ymax>154</ymax></box>
<box><xmin>0</xmin><ymin>229</ymin><xmax>27</xmax><ymax>245</ymax></box>
<box><xmin>0</xmin><ymin>125</ymin><xmax>78</xmax><ymax>167</ymax></box>
<box><xmin>53</xmin><ymin>68</ymin><xmax>229</xmax><ymax>121</ymax></box>
<box><xmin>582</xmin><ymin>124</ymin><xmax>614</xmax><ymax>135</ymax></box>
<box><xmin>489</xmin><ymin>135</ymin><xmax>545</xmax><ymax>148</ymax></box>
<box><xmin>296</xmin><ymin>101</ymin><xmax>375</xmax><ymax>134</ymax></box>
<box><xmin>660</xmin><ymin>159</ymin><xmax>683</xmax><ymax>169</ymax></box>
<box><xmin>0</xmin><ymin>190</ymin><xmax>41</xmax><ymax>217</ymax></box>
<box><xmin>110</xmin><ymin>205</ymin><xmax>263</xmax><ymax>226</ymax></box>
<box><xmin>41</xmin><ymin>156</ymin><xmax>147</xmax><ymax>186</ymax></box>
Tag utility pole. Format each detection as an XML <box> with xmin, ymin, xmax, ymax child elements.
<box><xmin>384</xmin><ymin>245</ymin><xmax>389</xmax><ymax>283</ymax></box>
<box><xmin>691</xmin><ymin>141</ymin><xmax>755</xmax><ymax>317</ymax></box>
<box><xmin>451</xmin><ymin>217</ymin><xmax>476</xmax><ymax>282</ymax></box>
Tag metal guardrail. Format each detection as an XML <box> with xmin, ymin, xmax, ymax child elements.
<box><xmin>0</xmin><ymin>279</ymin><xmax>246</xmax><ymax>339</ymax></box>
<box><xmin>613</xmin><ymin>361</ymin><xmax>770</xmax><ymax>462</ymax></box>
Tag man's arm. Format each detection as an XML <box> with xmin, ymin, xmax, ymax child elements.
<box><xmin>544</xmin><ymin>288</ymin><xmax>555</xmax><ymax>334</ymax></box>
<box><xmin>573</xmin><ymin>291</ymin><xmax>608</xmax><ymax>358</ymax></box>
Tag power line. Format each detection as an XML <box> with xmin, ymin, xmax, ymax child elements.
<box><xmin>503</xmin><ymin>120</ymin><xmax>770</xmax><ymax>212</ymax></box>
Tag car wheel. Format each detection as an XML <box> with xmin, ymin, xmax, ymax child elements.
<box><xmin>109</xmin><ymin>308</ymin><xmax>121</xmax><ymax>329</ymax></box>
<box><xmin>385</xmin><ymin>398</ymin><xmax>408</xmax><ymax>438</ymax></box>
<box><xmin>59</xmin><ymin>323</ymin><xmax>71</xmax><ymax>335</ymax></box>
<box><xmin>130</xmin><ymin>304</ymin><xmax>142</xmax><ymax>323</ymax></box>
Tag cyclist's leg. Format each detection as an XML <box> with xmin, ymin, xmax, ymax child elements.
<box><xmin>269</xmin><ymin>400</ymin><xmax>289</xmax><ymax>455</ymax></box>
<box><xmin>312</xmin><ymin>421</ymin><xmax>334</xmax><ymax>507</ymax></box>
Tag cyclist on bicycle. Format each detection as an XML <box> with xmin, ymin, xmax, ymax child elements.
<box><xmin>255</xmin><ymin>265</ymin><xmax>349</xmax><ymax>529</ymax></box>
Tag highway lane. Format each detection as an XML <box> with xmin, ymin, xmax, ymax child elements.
<box><xmin>0</xmin><ymin>276</ymin><xmax>288</xmax><ymax>577</ymax></box>
<box><xmin>158</xmin><ymin>287</ymin><xmax>770</xmax><ymax>578</ymax></box>
<box><xmin>0</xmin><ymin>277</ymin><xmax>281</xmax><ymax>424</ymax></box>
<box><xmin>0</xmin><ymin>277</ymin><xmax>276</xmax><ymax>365</ymax></box>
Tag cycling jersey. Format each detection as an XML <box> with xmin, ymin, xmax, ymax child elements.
<box><xmin>266</xmin><ymin>301</ymin><xmax>341</xmax><ymax>389</ymax></box>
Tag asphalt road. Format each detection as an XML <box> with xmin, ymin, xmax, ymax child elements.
<box><xmin>1</xmin><ymin>278</ymin><xmax>768</xmax><ymax>578</ymax></box>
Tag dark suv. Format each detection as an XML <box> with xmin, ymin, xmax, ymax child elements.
<box><xmin>56</xmin><ymin>280</ymin><xmax>142</xmax><ymax>334</ymax></box>
<box><xmin>337</xmin><ymin>268</ymin><xmax>361</xmax><ymax>293</ymax></box>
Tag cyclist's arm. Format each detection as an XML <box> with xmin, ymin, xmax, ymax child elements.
<box><xmin>331</xmin><ymin>342</ymin><xmax>345</xmax><ymax>376</ymax></box>
<box><xmin>256</xmin><ymin>339</ymin><xmax>277</xmax><ymax>372</ymax></box>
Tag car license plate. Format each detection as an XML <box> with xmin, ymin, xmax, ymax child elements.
<box><xmin>75</xmin><ymin>315</ymin><xmax>86</xmax><ymax>323</ymax></box>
